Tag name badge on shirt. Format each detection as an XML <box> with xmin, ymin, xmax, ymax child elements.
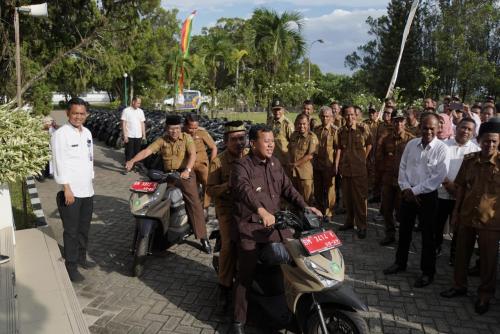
<box><xmin>71</xmin><ymin>144</ymin><xmax>79</xmax><ymax>147</ymax></box>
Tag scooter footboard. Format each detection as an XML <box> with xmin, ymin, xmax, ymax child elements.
<box><xmin>135</xmin><ymin>218</ymin><xmax>158</xmax><ymax>238</ymax></box>
<box><xmin>295</xmin><ymin>286</ymin><xmax>368</xmax><ymax>333</ymax></box>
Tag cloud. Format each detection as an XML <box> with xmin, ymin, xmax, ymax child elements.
<box><xmin>161</xmin><ymin>0</ymin><xmax>389</xmax><ymax>12</ymax></box>
<box><xmin>304</xmin><ymin>8</ymin><xmax>387</xmax><ymax>74</ymax></box>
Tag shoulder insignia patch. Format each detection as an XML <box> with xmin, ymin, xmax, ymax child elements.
<box><xmin>332</xmin><ymin>125</ymin><xmax>339</xmax><ymax>130</ymax></box>
<box><xmin>464</xmin><ymin>152</ymin><xmax>476</xmax><ymax>160</ymax></box>
<box><xmin>187</xmin><ymin>138</ymin><xmax>193</xmax><ymax>144</ymax></box>
<box><xmin>284</xmin><ymin>118</ymin><xmax>291</xmax><ymax>124</ymax></box>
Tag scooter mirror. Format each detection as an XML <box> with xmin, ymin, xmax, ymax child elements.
<box><xmin>149</xmin><ymin>169</ymin><xmax>163</xmax><ymax>181</ymax></box>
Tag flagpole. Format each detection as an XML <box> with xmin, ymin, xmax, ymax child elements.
<box><xmin>378</xmin><ymin>0</ymin><xmax>420</xmax><ymax>119</ymax></box>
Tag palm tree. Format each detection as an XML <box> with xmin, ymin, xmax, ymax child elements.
<box><xmin>195</xmin><ymin>32</ymin><xmax>234</xmax><ymax>117</ymax></box>
<box><xmin>245</xmin><ymin>7</ymin><xmax>307</xmax><ymax>87</ymax></box>
<box><xmin>233</xmin><ymin>49</ymin><xmax>248</xmax><ymax>91</ymax></box>
<box><xmin>165</xmin><ymin>48</ymin><xmax>193</xmax><ymax>110</ymax></box>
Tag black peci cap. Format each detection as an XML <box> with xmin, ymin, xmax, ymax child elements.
<box><xmin>478</xmin><ymin>121</ymin><xmax>500</xmax><ymax>136</ymax></box>
<box><xmin>166</xmin><ymin>116</ymin><xmax>182</xmax><ymax>125</ymax></box>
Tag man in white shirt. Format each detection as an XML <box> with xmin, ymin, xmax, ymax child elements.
<box><xmin>383</xmin><ymin>112</ymin><xmax>450</xmax><ymax>288</ymax></box>
<box><xmin>435</xmin><ymin>118</ymin><xmax>479</xmax><ymax>265</ymax></box>
<box><xmin>52</xmin><ymin>98</ymin><xmax>96</xmax><ymax>283</ymax></box>
<box><xmin>121</xmin><ymin>96</ymin><xmax>145</xmax><ymax>174</ymax></box>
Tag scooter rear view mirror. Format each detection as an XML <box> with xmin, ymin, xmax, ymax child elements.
<box><xmin>149</xmin><ymin>169</ymin><xmax>163</xmax><ymax>181</ymax></box>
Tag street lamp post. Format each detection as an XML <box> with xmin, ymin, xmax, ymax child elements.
<box><xmin>308</xmin><ymin>39</ymin><xmax>325</xmax><ymax>82</ymax></box>
<box><xmin>124</xmin><ymin>73</ymin><xmax>128</xmax><ymax>106</ymax></box>
<box><xmin>15</xmin><ymin>3</ymin><xmax>48</xmax><ymax>110</ymax></box>
<box><xmin>14</xmin><ymin>3</ymin><xmax>48</xmax><ymax>227</ymax></box>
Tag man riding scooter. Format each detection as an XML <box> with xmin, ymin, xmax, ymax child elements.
<box><xmin>125</xmin><ymin>116</ymin><xmax>211</xmax><ymax>254</ymax></box>
<box><xmin>230</xmin><ymin>123</ymin><xmax>322</xmax><ymax>334</ymax></box>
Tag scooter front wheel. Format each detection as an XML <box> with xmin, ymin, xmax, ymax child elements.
<box><xmin>133</xmin><ymin>235</ymin><xmax>150</xmax><ymax>277</ymax></box>
<box><xmin>307</xmin><ymin>308</ymin><xmax>368</xmax><ymax>334</ymax></box>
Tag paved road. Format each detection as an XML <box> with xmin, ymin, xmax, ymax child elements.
<box><xmin>36</xmin><ymin>114</ymin><xmax>499</xmax><ymax>334</ymax></box>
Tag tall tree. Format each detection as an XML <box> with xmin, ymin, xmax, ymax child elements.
<box><xmin>194</xmin><ymin>32</ymin><xmax>234</xmax><ymax>117</ymax></box>
<box><xmin>245</xmin><ymin>7</ymin><xmax>307</xmax><ymax>88</ymax></box>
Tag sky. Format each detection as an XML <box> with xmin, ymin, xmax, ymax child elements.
<box><xmin>160</xmin><ymin>0</ymin><xmax>389</xmax><ymax>75</ymax></box>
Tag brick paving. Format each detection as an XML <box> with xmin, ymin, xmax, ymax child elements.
<box><xmin>35</xmin><ymin>138</ymin><xmax>500</xmax><ymax>334</ymax></box>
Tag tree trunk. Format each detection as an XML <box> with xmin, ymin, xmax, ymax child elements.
<box><xmin>236</xmin><ymin>61</ymin><xmax>239</xmax><ymax>91</ymax></box>
<box><xmin>130</xmin><ymin>73</ymin><xmax>134</xmax><ymax>103</ymax></box>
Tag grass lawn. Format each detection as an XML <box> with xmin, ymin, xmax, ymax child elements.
<box><xmin>213</xmin><ymin>111</ymin><xmax>321</xmax><ymax>124</ymax></box>
<box><xmin>9</xmin><ymin>181</ymin><xmax>37</xmax><ymax>230</ymax></box>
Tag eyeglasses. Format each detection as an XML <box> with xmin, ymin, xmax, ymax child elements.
<box><xmin>383</xmin><ymin>112</ymin><xmax>392</xmax><ymax>115</ymax></box>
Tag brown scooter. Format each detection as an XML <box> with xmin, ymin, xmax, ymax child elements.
<box><xmin>211</xmin><ymin>211</ymin><xmax>369</xmax><ymax>333</ymax></box>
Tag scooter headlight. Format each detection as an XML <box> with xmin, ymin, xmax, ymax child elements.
<box><xmin>130</xmin><ymin>194</ymin><xmax>159</xmax><ymax>216</ymax></box>
<box><xmin>300</xmin><ymin>255</ymin><xmax>341</xmax><ymax>288</ymax></box>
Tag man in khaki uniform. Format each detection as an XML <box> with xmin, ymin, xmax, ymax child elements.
<box><xmin>288</xmin><ymin>114</ymin><xmax>318</xmax><ymax>214</ymax></box>
<box><xmin>207</xmin><ymin>121</ymin><xmax>248</xmax><ymax>314</ymax></box>
<box><xmin>183</xmin><ymin>113</ymin><xmax>217</xmax><ymax>214</ymax></box>
<box><xmin>364</xmin><ymin>106</ymin><xmax>382</xmax><ymax>193</ymax></box>
<box><xmin>267</xmin><ymin>98</ymin><xmax>294</xmax><ymax>209</ymax></box>
<box><xmin>126</xmin><ymin>116</ymin><xmax>211</xmax><ymax>254</ymax></box>
<box><xmin>313</xmin><ymin>106</ymin><xmax>338</xmax><ymax>221</ymax></box>
<box><xmin>330</xmin><ymin>102</ymin><xmax>343</xmax><ymax>128</ymax></box>
<box><xmin>335</xmin><ymin>105</ymin><xmax>373</xmax><ymax>239</ymax></box>
<box><xmin>370</xmin><ymin>106</ymin><xmax>394</xmax><ymax>205</ymax></box>
<box><xmin>406</xmin><ymin>108</ymin><xmax>421</xmax><ymax>137</ymax></box>
<box><xmin>302</xmin><ymin>99</ymin><xmax>318</xmax><ymax>128</ymax></box>
<box><xmin>440</xmin><ymin>122</ymin><xmax>500</xmax><ymax>315</ymax></box>
<box><xmin>378</xmin><ymin>109</ymin><xmax>414</xmax><ymax>246</ymax></box>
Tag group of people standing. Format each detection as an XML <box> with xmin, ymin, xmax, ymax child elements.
<box><xmin>49</xmin><ymin>94</ymin><xmax>500</xmax><ymax>334</ymax></box>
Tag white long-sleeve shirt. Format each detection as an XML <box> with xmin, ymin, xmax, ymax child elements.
<box><xmin>398</xmin><ymin>136</ymin><xmax>450</xmax><ymax>196</ymax></box>
<box><xmin>52</xmin><ymin>123</ymin><xmax>94</xmax><ymax>198</ymax></box>
<box><xmin>437</xmin><ymin>138</ymin><xmax>480</xmax><ymax>200</ymax></box>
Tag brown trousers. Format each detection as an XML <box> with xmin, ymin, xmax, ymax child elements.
<box><xmin>313</xmin><ymin>169</ymin><xmax>336</xmax><ymax>217</ymax></box>
<box><xmin>194</xmin><ymin>161</ymin><xmax>210</xmax><ymax>208</ymax></box>
<box><xmin>173</xmin><ymin>171</ymin><xmax>207</xmax><ymax>239</ymax></box>
<box><xmin>290</xmin><ymin>176</ymin><xmax>313</xmax><ymax>214</ymax></box>
<box><xmin>381</xmin><ymin>183</ymin><xmax>401</xmax><ymax>238</ymax></box>
<box><xmin>232</xmin><ymin>239</ymin><xmax>269</xmax><ymax>323</ymax></box>
<box><xmin>453</xmin><ymin>225</ymin><xmax>500</xmax><ymax>301</ymax></box>
<box><xmin>373</xmin><ymin>166</ymin><xmax>383</xmax><ymax>197</ymax></box>
<box><xmin>342</xmin><ymin>174</ymin><xmax>368</xmax><ymax>230</ymax></box>
<box><xmin>217</xmin><ymin>213</ymin><xmax>237</xmax><ymax>287</ymax></box>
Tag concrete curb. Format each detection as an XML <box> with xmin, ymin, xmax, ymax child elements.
<box><xmin>26</xmin><ymin>175</ymin><xmax>48</xmax><ymax>227</ymax></box>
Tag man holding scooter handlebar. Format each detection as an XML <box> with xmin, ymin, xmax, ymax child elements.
<box><xmin>230</xmin><ymin>123</ymin><xmax>322</xmax><ymax>334</ymax></box>
<box><xmin>125</xmin><ymin>116</ymin><xmax>211</xmax><ymax>254</ymax></box>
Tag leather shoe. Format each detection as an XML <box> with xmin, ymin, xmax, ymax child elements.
<box><xmin>475</xmin><ymin>300</ymin><xmax>489</xmax><ymax>315</ymax></box>
<box><xmin>338</xmin><ymin>224</ymin><xmax>354</xmax><ymax>231</ymax></box>
<box><xmin>440</xmin><ymin>288</ymin><xmax>467</xmax><ymax>298</ymax></box>
<box><xmin>358</xmin><ymin>229</ymin><xmax>366</xmax><ymax>239</ymax></box>
<box><xmin>218</xmin><ymin>284</ymin><xmax>229</xmax><ymax>314</ymax></box>
<box><xmin>336</xmin><ymin>208</ymin><xmax>347</xmax><ymax>215</ymax></box>
<box><xmin>230</xmin><ymin>322</ymin><xmax>245</xmax><ymax>334</ymax></box>
<box><xmin>66</xmin><ymin>265</ymin><xmax>86</xmax><ymax>284</ymax></box>
<box><xmin>383</xmin><ymin>263</ymin><xmax>406</xmax><ymax>275</ymax></box>
<box><xmin>201</xmin><ymin>237</ymin><xmax>212</xmax><ymax>254</ymax></box>
<box><xmin>77</xmin><ymin>257</ymin><xmax>97</xmax><ymax>269</ymax></box>
<box><xmin>379</xmin><ymin>237</ymin><xmax>396</xmax><ymax>246</ymax></box>
<box><xmin>414</xmin><ymin>275</ymin><xmax>433</xmax><ymax>288</ymax></box>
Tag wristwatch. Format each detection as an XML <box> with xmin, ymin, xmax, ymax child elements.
<box><xmin>187</xmin><ymin>168</ymin><xmax>192</xmax><ymax>172</ymax></box>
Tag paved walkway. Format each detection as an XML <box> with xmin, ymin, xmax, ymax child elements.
<box><xmin>35</xmin><ymin>123</ymin><xmax>499</xmax><ymax>333</ymax></box>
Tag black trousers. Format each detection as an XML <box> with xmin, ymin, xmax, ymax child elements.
<box><xmin>57</xmin><ymin>191</ymin><xmax>93</xmax><ymax>268</ymax></box>
<box><xmin>435</xmin><ymin>198</ymin><xmax>457</xmax><ymax>250</ymax></box>
<box><xmin>395</xmin><ymin>190</ymin><xmax>438</xmax><ymax>277</ymax></box>
<box><xmin>125</xmin><ymin>137</ymin><xmax>142</xmax><ymax>162</ymax></box>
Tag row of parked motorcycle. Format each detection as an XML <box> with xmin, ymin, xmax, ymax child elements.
<box><xmin>83</xmin><ymin>106</ymin><xmax>253</xmax><ymax>171</ymax></box>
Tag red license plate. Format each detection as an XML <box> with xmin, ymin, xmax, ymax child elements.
<box><xmin>300</xmin><ymin>230</ymin><xmax>342</xmax><ymax>255</ymax></box>
<box><xmin>130</xmin><ymin>181</ymin><xmax>158</xmax><ymax>192</ymax></box>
